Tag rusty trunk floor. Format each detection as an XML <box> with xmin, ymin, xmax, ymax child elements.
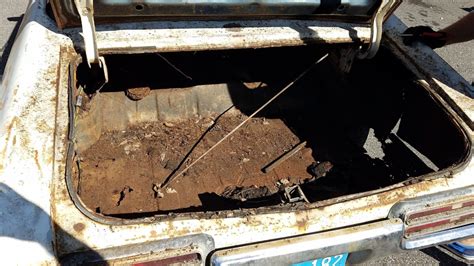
<box><xmin>77</xmin><ymin>116</ymin><xmax>316</xmax><ymax>215</ymax></box>
<box><xmin>70</xmin><ymin>47</ymin><xmax>469</xmax><ymax>218</ymax></box>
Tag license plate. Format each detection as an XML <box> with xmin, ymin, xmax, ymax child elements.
<box><xmin>293</xmin><ymin>253</ymin><xmax>348</xmax><ymax>266</ymax></box>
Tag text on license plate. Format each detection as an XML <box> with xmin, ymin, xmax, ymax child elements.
<box><xmin>292</xmin><ymin>253</ymin><xmax>348</xmax><ymax>266</ymax></box>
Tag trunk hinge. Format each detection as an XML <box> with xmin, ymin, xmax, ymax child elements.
<box><xmin>357</xmin><ymin>0</ymin><xmax>394</xmax><ymax>59</ymax></box>
<box><xmin>74</xmin><ymin>0</ymin><xmax>108</xmax><ymax>91</ymax></box>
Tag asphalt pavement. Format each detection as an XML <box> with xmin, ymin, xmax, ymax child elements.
<box><xmin>0</xmin><ymin>0</ymin><xmax>472</xmax><ymax>265</ymax></box>
<box><xmin>395</xmin><ymin>0</ymin><xmax>474</xmax><ymax>84</ymax></box>
<box><xmin>0</xmin><ymin>0</ymin><xmax>28</xmax><ymax>75</ymax></box>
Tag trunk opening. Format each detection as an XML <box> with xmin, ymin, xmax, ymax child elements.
<box><xmin>70</xmin><ymin>45</ymin><xmax>469</xmax><ymax>218</ymax></box>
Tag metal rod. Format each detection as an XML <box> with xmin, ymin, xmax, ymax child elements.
<box><xmin>160</xmin><ymin>53</ymin><xmax>329</xmax><ymax>190</ymax></box>
<box><xmin>159</xmin><ymin>104</ymin><xmax>236</xmax><ymax>188</ymax></box>
<box><xmin>262</xmin><ymin>141</ymin><xmax>307</xmax><ymax>173</ymax></box>
<box><xmin>156</xmin><ymin>53</ymin><xmax>193</xmax><ymax>80</ymax></box>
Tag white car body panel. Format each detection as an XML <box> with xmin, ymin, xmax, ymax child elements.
<box><xmin>0</xmin><ymin>1</ymin><xmax>472</xmax><ymax>265</ymax></box>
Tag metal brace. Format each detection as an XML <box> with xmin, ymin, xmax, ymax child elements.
<box><xmin>357</xmin><ymin>0</ymin><xmax>394</xmax><ymax>59</ymax></box>
<box><xmin>74</xmin><ymin>0</ymin><xmax>108</xmax><ymax>90</ymax></box>
<box><xmin>284</xmin><ymin>185</ymin><xmax>309</xmax><ymax>203</ymax></box>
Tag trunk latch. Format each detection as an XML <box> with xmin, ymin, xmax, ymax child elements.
<box><xmin>74</xmin><ymin>0</ymin><xmax>108</xmax><ymax>91</ymax></box>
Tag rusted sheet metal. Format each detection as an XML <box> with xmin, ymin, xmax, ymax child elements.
<box><xmin>65</xmin><ymin>20</ymin><xmax>372</xmax><ymax>54</ymax></box>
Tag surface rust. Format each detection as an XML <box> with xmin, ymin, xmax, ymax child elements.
<box><xmin>73</xmin><ymin>223</ymin><xmax>86</xmax><ymax>233</ymax></box>
<box><xmin>77</xmin><ymin>116</ymin><xmax>315</xmax><ymax>215</ymax></box>
<box><xmin>0</xmin><ymin>117</ymin><xmax>18</xmax><ymax>171</ymax></box>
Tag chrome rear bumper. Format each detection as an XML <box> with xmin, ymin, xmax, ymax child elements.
<box><xmin>211</xmin><ymin>219</ymin><xmax>473</xmax><ymax>265</ymax></box>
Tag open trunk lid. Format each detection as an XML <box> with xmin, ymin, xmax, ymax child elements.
<box><xmin>50</xmin><ymin>0</ymin><xmax>401</xmax><ymax>28</ymax></box>
<box><xmin>49</xmin><ymin>0</ymin><xmax>401</xmax><ymax>68</ymax></box>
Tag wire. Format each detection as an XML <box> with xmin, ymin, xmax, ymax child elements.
<box><xmin>160</xmin><ymin>53</ymin><xmax>329</xmax><ymax>190</ymax></box>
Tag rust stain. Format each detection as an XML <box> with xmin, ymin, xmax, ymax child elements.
<box><xmin>165</xmin><ymin>221</ymin><xmax>192</xmax><ymax>237</ymax></box>
<box><xmin>150</xmin><ymin>230</ymin><xmax>158</xmax><ymax>238</ymax></box>
<box><xmin>34</xmin><ymin>150</ymin><xmax>43</xmax><ymax>175</ymax></box>
<box><xmin>0</xmin><ymin>117</ymin><xmax>18</xmax><ymax>171</ymax></box>
<box><xmin>177</xmin><ymin>228</ymin><xmax>191</xmax><ymax>236</ymax></box>
<box><xmin>338</xmin><ymin>180</ymin><xmax>443</xmax><ymax>219</ymax></box>
<box><xmin>295</xmin><ymin>211</ymin><xmax>309</xmax><ymax>233</ymax></box>
<box><xmin>73</xmin><ymin>223</ymin><xmax>86</xmax><ymax>233</ymax></box>
<box><xmin>61</xmin><ymin>189</ymin><xmax>68</xmax><ymax>198</ymax></box>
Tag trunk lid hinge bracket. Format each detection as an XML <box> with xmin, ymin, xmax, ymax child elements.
<box><xmin>357</xmin><ymin>0</ymin><xmax>394</xmax><ymax>59</ymax></box>
<box><xmin>74</xmin><ymin>0</ymin><xmax>108</xmax><ymax>91</ymax></box>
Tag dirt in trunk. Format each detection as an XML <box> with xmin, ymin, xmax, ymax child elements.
<box><xmin>77</xmin><ymin>115</ymin><xmax>317</xmax><ymax>215</ymax></box>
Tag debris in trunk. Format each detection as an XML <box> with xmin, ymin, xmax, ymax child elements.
<box><xmin>153</xmin><ymin>184</ymin><xmax>164</xmax><ymax>198</ymax></box>
<box><xmin>263</xmin><ymin>141</ymin><xmax>307</xmax><ymax>173</ymax></box>
<box><xmin>126</xmin><ymin>87</ymin><xmax>151</xmax><ymax>100</ymax></box>
<box><xmin>164</xmin><ymin>122</ymin><xmax>175</xmax><ymax>128</ymax></box>
<box><xmin>277</xmin><ymin>178</ymin><xmax>290</xmax><ymax>187</ymax></box>
<box><xmin>284</xmin><ymin>184</ymin><xmax>309</xmax><ymax>203</ymax></box>
<box><xmin>221</xmin><ymin>185</ymin><xmax>272</xmax><ymax>201</ymax></box>
<box><xmin>115</xmin><ymin>186</ymin><xmax>133</xmax><ymax>206</ymax></box>
<box><xmin>157</xmin><ymin>105</ymin><xmax>236</xmax><ymax>193</ymax></box>
<box><xmin>309</xmin><ymin>161</ymin><xmax>334</xmax><ymax>179</ymax></box>
<box><xmin>78</xmin><ymin>117</ymin><xmax>313</xmax><ymax>214</ymax></box>
<box><xmin>165</xmin><ymin>188</ymin><xmax>177</xmax><ymax>194</ymax></box>
<box><xmin>243</xmin><ymin>81</ymin><xmax>267</xmax><ymax>90</ymax></box>
<box><xmin>123</xmin><ymin>141</ymin><xmax>141</xmax><ymax>155</ymax></box>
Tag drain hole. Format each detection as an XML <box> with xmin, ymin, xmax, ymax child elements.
<box><xmin>135</xmin><ymin>4</ymin><xmax>144</xmax><ymax>11</ymax></box>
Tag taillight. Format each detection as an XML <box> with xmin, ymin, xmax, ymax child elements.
<box><xmin>403</xmin><ymin>198</ymin><xmax>474</xmax><ymax>239</ymax></box>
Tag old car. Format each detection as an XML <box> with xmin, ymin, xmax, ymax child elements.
<box><xmin>0</xmin><ymin>0</ymin><xmax>472</xmax><ymax>264</ymax></box>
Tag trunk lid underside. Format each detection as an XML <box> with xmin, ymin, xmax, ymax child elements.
<box><xmin>50</xmin><ymin>0</ymin><xmax>396</xmax><ymax>28</ymax></box>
